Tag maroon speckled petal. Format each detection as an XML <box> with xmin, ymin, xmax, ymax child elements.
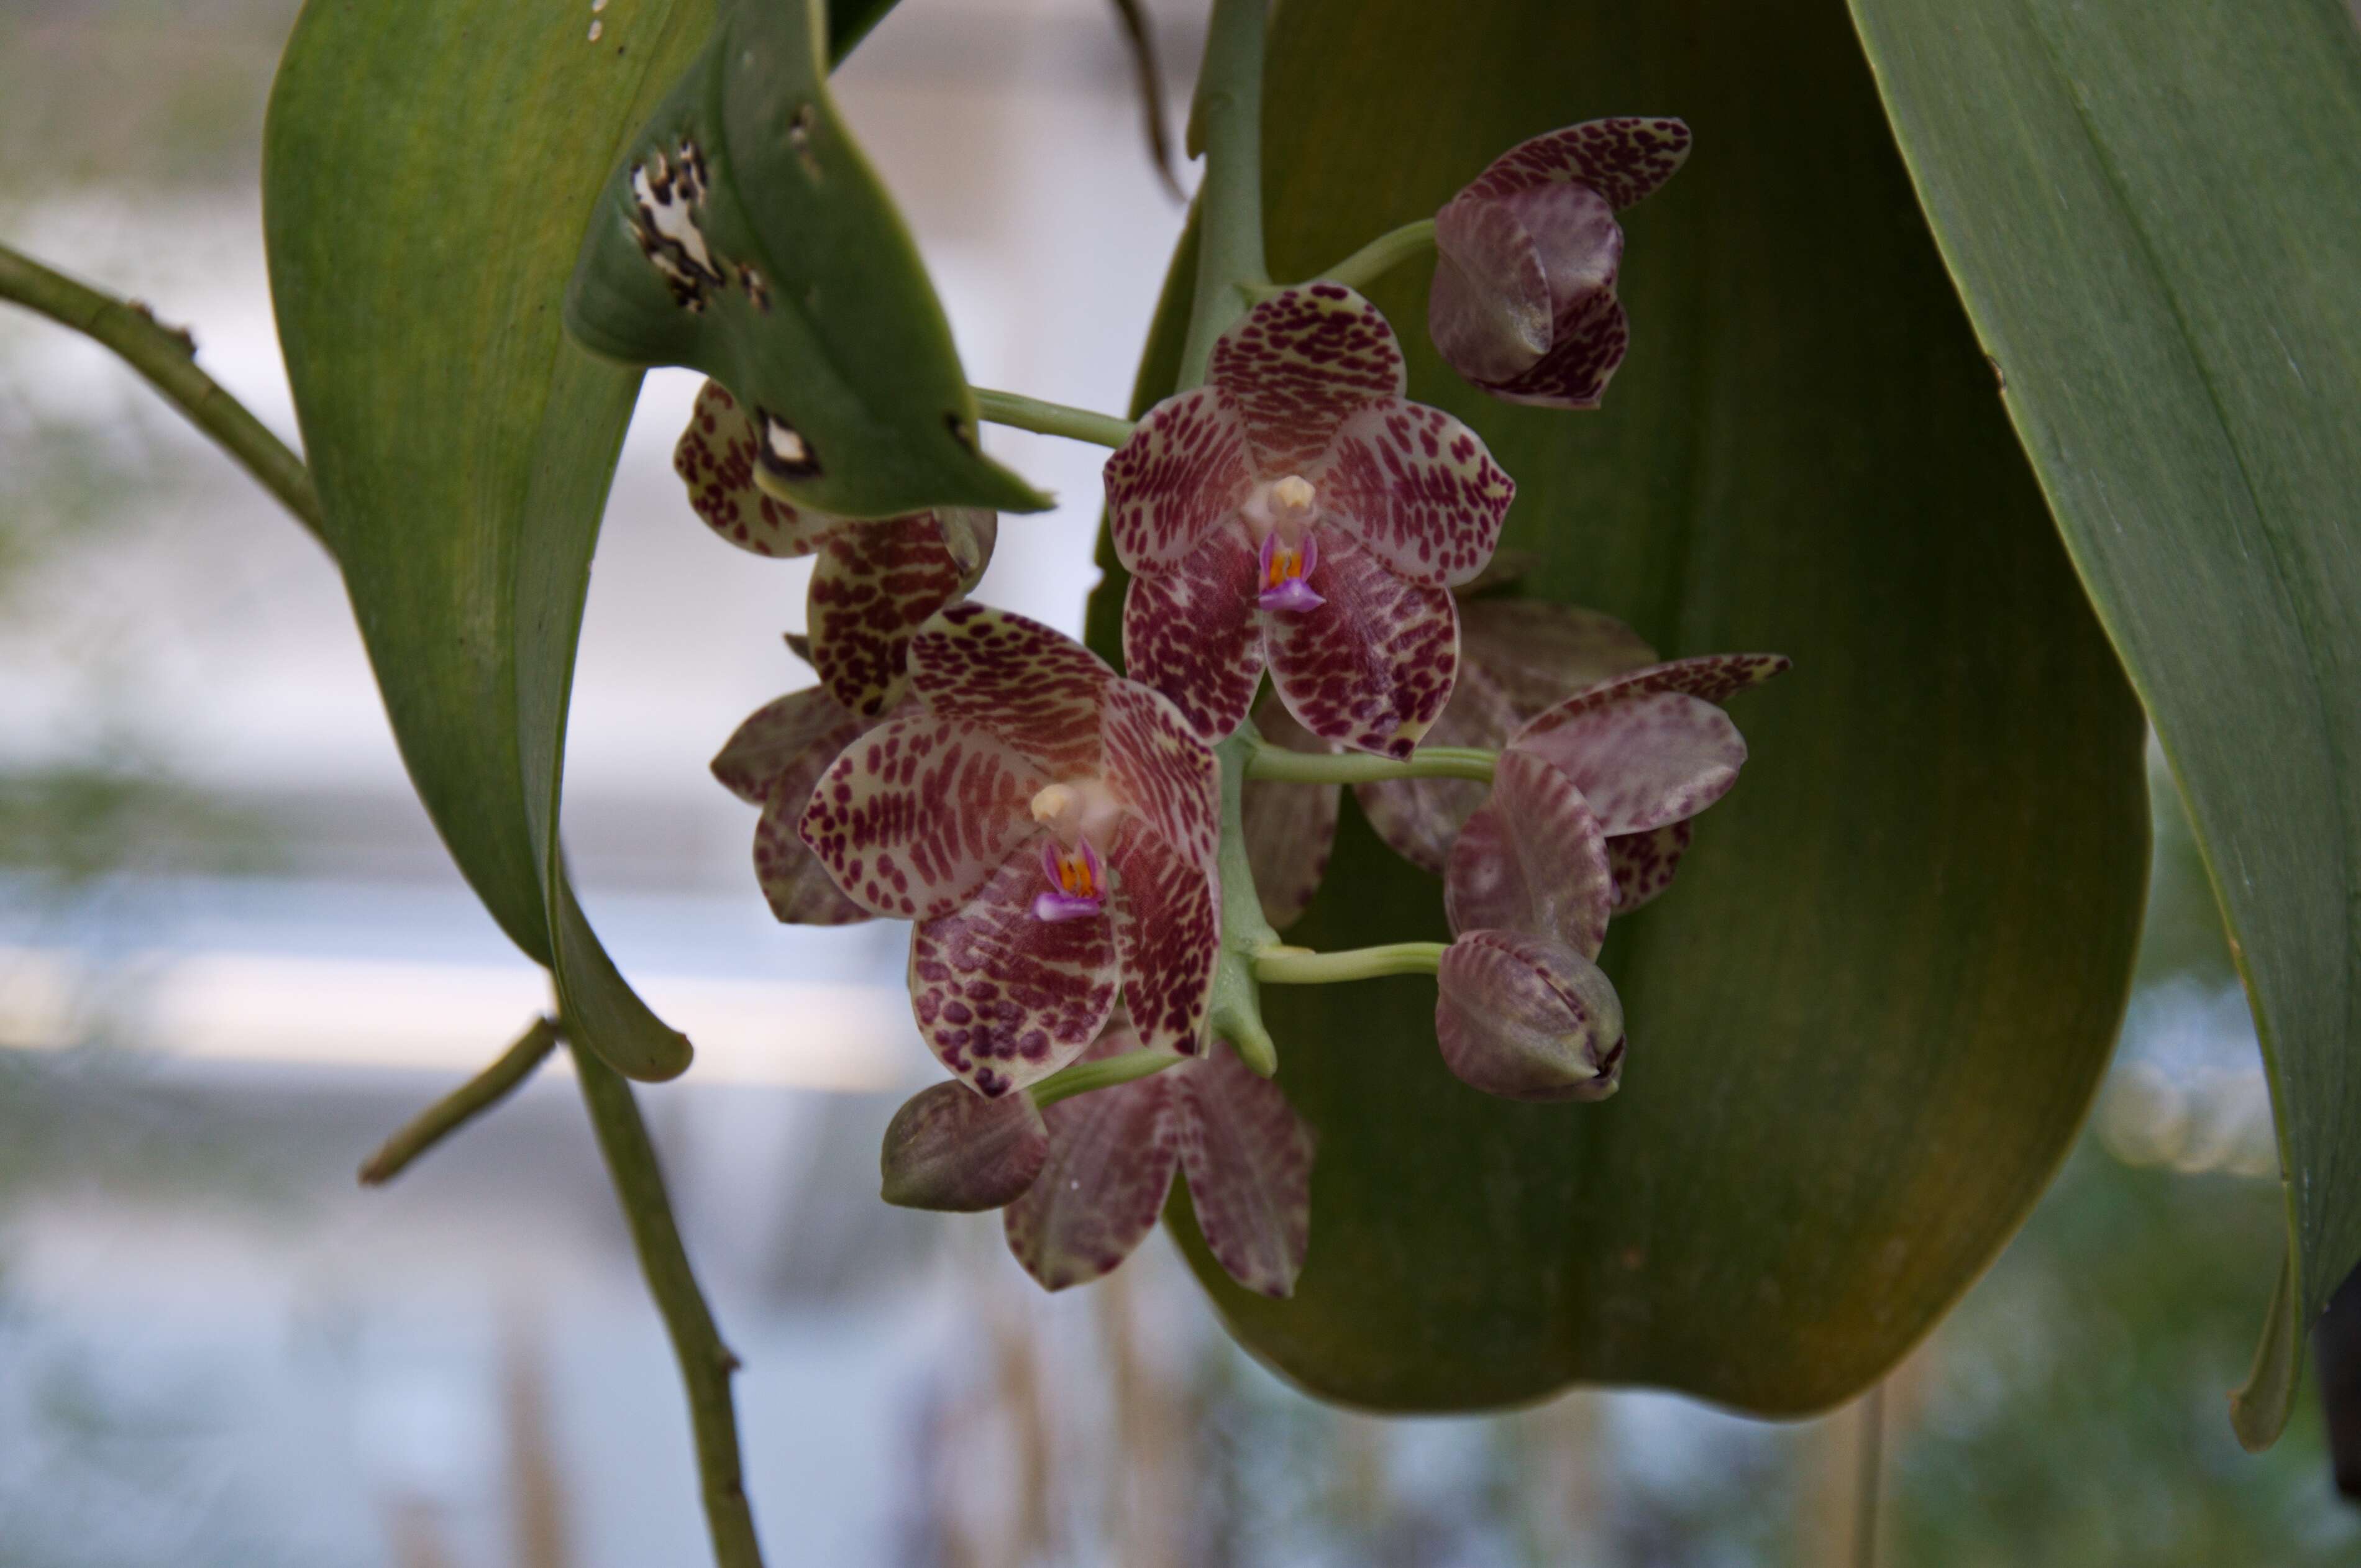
<box><xmin>1266</xmin><ymin>530</ymin><xmax>1458</xmax><ymax>759</ymax></box>
<box><xmin>674</xmin><ymin>379</ymin><xmax>843</xmax><ymax>558</ymax></box>
<box><xmin>909</xmin><ymin>845</ymin><xmax>1121</xmax><ymax>1098</ymax></box>
<box><xmin>1003</xmin><ymin>1022</ymin><xmax>1183</xmax><ymax>1290</ymax></box>
<box><xmin>1481</xmin><ymin>288</ymin><xmax>1630</xmax><ymax>410</ymax></box>
<box><xmin>1120</xmin><ymin>526</ymin><xmax>1266</xmax><ymax>744</ymax></box>
<box><xmin>879</xmin><ymin>1079</ymin><xmax>1048</xmax><ymax>1211</ymax></box>
<box><xmin>1210</xmin><ymin>285</ymin><xmax>1405</xmax><ymax>474</ymax></box>
<box><xmin>1104</xmin><ymin>386</ymin><xmax>1256</xmax><ymax>571</ymax></box>
<box><xmin>1446</xmin><ymin>750</ymin><xmax>1612</xmax><ymax>957</ymax></box>
<box><xmin>906</xmin><ymin>603</ymin><xmax>1114</xmax><ymax>777</ymax></box>
<box><xmin>1103</xmin><ymin>818</ymin><xmax>1220</xmax><ymax>1059</ymax></box>
<box><xmin>1174</xmin><ymin>1041</ymin><xmax>1315</xmax><ymax>1298</ymax></box>
<box><xmin>1607</xmin><ymin>820</ymin><xmax>1692</xmax><ymax>913</ymax></box>
<box><xmin>1099</xmin><ymin>680</ymin><xmax>1223</xmax><ymax>872</ymax></box>
<box><xmin>1560</xmin><ymin>651</ymin><xmax>1794</xmax><ymax>709</ymax></box>
<box><xmin>1317</xmin><ymin>398</ymin><xmax>1515</xmax><ymax>587</ymax></box>
<box><xmin>1435</xmin><ymin>930</ymin><xmax>1626</xmax><ymax>1103</ymax></box>
<box><xmin>755</xmin><ymin>754</ymin><xmax>875</xmax><ymax>926</ymax></box>
<box><xmin>1461</xmin><ymin>599</ymin><xmax>1659</xmax><ymax>712</ymax></box>
<box><xmin>710</xmin><ymin>687</ymin><xmax>862</xmax><ymax>805</ymax></box>
<box><xmin>798</xmin><ymin>711</ymin><xmax>1048</xmax><ymax>920</ymax></box>
<box><xmin>1459</xmin><ymin>117</ymin><xmax>1693</xmax><ymax>211</ymax></box>
<box><xmin>1428</xmin><ymin>196</ymin><xmax>1553</xmax><ymax>385</ymax></box>
<box><xmin>1512</xmin><ymin>690</ymin><xmax>1745</xmax><ymax>837</ymax></box>
<box><xmin>932</xmin><ymin>508</ymin><xmax>999</xmax><ymax>584</ymax></box>
<box><xmin>808</xmin><ymin>516</ymin><xmax>976</xmax><ymax>719</ymax></box>
<box><xmin>1240</xmin><ymin>694</ymin><xmax>1339</xmax><ymax>929</ymax></box>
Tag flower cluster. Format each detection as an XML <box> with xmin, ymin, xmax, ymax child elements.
<box><xmin>689</xmin><ymin>116</ymin><xmax>1784</xmax><ymax>1301</ymax></box>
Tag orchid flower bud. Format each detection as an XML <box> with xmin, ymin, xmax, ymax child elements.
<box><xmin>1435</xmin><ymin>930</ymin><xmax>1627</xmax><ymax>1103</ymax></box>
<box><xmin>879</xmin><ymin>1079</ymin><xmax>1049</xmax><ymax>1212</ymax></box>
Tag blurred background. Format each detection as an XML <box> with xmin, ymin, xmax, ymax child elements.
<box><xmin>0</xmin><ymin>0</ymin><xmax>2353</xmax><ymax>1562</ymax></box>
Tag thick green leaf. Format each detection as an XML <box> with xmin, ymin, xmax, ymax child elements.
<box><xmin>565</xmin><ymin>0</ymin><xmax>1046</xmax><ymax>519</ymax></box>
<box><xmin>264</xmin><ymin>0</ymin><xmax>716</xmax><ymax>1078</ymax></box>
<box><xmin>1091</xmin><ymin>0</ymin><xmax>2149</xmax><ymax>1413</ymax></box>
<box><xmin>1844</xmin><ymin>0</ymin><xmax>2361</xmax><ymax>1447</ymax></box>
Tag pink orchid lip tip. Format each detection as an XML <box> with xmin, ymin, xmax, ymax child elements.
<box><xmin>1030</xmin><ymin>888</ymin><xmax>1106</xmax><ymax>923</ymax></box>
<box><xmin>1257</xmin><ymin>578</ymin><xmax>1327</xmax><ymax>613</ymax></box>
<box><xmin>1254</xmin><ymin>531</ymin><xmax>1323</xmax><ymax>613</ymax></box>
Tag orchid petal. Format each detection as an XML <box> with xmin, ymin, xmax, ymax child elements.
<box><xmin>709</xmin><ymin>686</ymin><xmax>861</xmax><ymax>805</ymax></box>
<box><xmin>1351</xmin><ymin>658</ymin><xmax>1520</xmax><ymax>875</ymax></box>
<box><xmin>1429</xmin><ymin>195</ymin><xmax>1554</xmax><ymax>385</ymax></box>
<box><xmin>931</xmin><ymin>508</ymin><xmax>999</xmax><ymax>584</ymax></box>
<box><xmin>1435</xmin><ymin>930</ymin><xmax>1626</xmax><ymax>1103</ymax></box>
<box><xmin>1103</xmin><ymin>817</ymin><xmax>1220</xmax><ymax>1059</ymax></box>
<box><xmin>673</xmin><ymin>378</ymin><xmax>843</xmax><ymax>558</ymax></box>
<box><xmin>1481</xmin><ymin>288</ymin><xmax>1630</xmax><ymax>410</ymax></box>
<box><xmin>910</xmin><ymin>844</ymin><xmax>1120</xmax><ymax>1098</ymax></box>
<box><xmin>1607</xmin><ymin>820</ymin><xmax>1693</xmax><ymax>913</ymax></box>
<box><xmin>1446</xmin><ymin>750</ymin><xmax>1612</xmax><ymax>957</ymax></box>
<box><xmin>1103</xmin><ymin>386</ymin><xmax>1256</xmax><ymax>570</ymax></box>
<box><xmin>1175</xmin><ymin>1042</ymin><xmax>1316</xmax><ymax>1298</ymax></box>
<box><xmin>1317</xmin><ymin>398</ymin><xmax>1515</xmax><ymax>586</ymax></box>
<box><xmin>1266</xmin><ymin>529</ymin><xmax>1458</xmax><ymax>759</ymax></box>
<box><xmin>1459</xmin><ymin>117</ymin><xmax>1693</xmax><ymax>211</ymax></box>
<box><xmin>1120</xmin><ymin>526</ymin><xmax>1266</xmax><ymax>744</ymax></box>
<box><xmin>808</xmin><ymin>515</ymin><xmax>976</xmax><ymax>719</ymax></box>
<box><xmin>1459</xmin><ymin>598</ymin><xmax>1659</xmax><ymax>713</ymax></box>
<box><xmin>756</xmin><ymin>760</ymin><xmax>874</xmax><ymax>926</ymax></box>
<box><xmin>906</xmin><ymin>603</ymin><xmax>1114</xmax><ymax>776</ymax></box>
<box><xmin>1241</xmin><ymin>695</ymin><xmax>1340</xmax><ymax>929</ymax></box>
<box><xmin>1510</xmin><ymin>690</ymin><xmax>1746</xmax><ymax>836</ymax></box>
<box><xmin>1099</xmin><ymin>679</ymin><xmax>1223</xmax><ymax>870</ymax></box>
<box><xmin>1561</xmin><ymin>651</ymin><xmax>1795</xmax><ymax>709</ymax></box>
<box><xmin>1003</xmin><ymin>1023</ymin><xmax>1183</xmax><ymax>1291</ymax></box>
<box><xmin>799</xmin><ymin>711</ymin><xmax>1048</xmax><ymax>920</ymax></box>
<box><xmin>1210</xmin><ymin>284</ymin><xmax>1405</xmax><ymax>474</ymax></box>
<box><xmin>879</xmin><ymin>1080</ymin><xmax>1048</xmax><ymax>1212</ymax></box>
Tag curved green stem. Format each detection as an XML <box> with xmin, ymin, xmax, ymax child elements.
<box><xmin>1031</xmin><ymin>1047</ymin><xmax>1183</xmax><ymax>1108</ymax></box>
<box><xmin>1254</xmin><ymin>942</ymin><xmax>1448</xmax><ymax>985</ymax></box>
<box><xmin>1176</xmin><ymin>0</ymin><xmax>1271</xmax><ymax>388</ymax></box>
<box><xmin>359</xmin><ymin>1015</ymin><xmax>559</xmax><ymax>1185</ymax></box>
<box><xmin>971</xmin><ymin>386</ymin><xmax>1136</xmax><ymax>449</ymax></box>
<box><xmin>0</xmin><ymin>242</ymin><xmax>326</xmax><ymax>548</ymax></box>
<box><xmin>1267</xmin><ymin>217</ymin><xmax>1438</xmax><ymax>296</ymax></box>
<box><xmin>1209</xmin><ymin>728</ymin><xmax>1282</xmax><ymax>1074</ymax></box>
<box><xmin>1244</xmin><ymin>741</ymin><xmax>1497</xmax><ymax>785</ymax></box>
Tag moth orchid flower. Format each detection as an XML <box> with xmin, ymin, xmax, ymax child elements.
<box><xmin>798</xmin><ymin>604</ymin><xmax>1222</xmax><ymax>1096</ymax></box>
<box><xmin>1435</xmin><ymin>930</ymin><xmax>1627</xmax><ymax>1103</ymax></box>
<box><xmin>711</xmin><ymin>647</ymin><xmax>878</xmax><ymax>928</ymax></box>
<box><xmin>1359</xmin><ymin>596</ymin><xmax>1787</xmax><ymax>913</ymax></box>
<box><xmin>677</xmin><ymin>378</ymin><xmax>997</xmax><ymax>718</ymax></box>
<box><xmin>1003</xmin><ymin>1017</ymin><xmax>1315</xmax><ymax>1298</ymax></box>
<box><xmin>1105</xmin><ymin>285</ymin><xmax>1515</xmax><ymax>757</ymax></box>
<box><xmin>1430</xmin><ymin>117</ymin><xmax>1690</xmax><ymax>409</ymax></box>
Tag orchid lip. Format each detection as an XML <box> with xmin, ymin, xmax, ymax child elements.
<box><xmin>1255</xmin><ymin>529</ymin><xmax>1324</xmax><ymax>613</ymax></box>
<box><xmin>1033</xmin><ymin>834</ymin><xmax>1108</xmax><ymax>923</ymax></box>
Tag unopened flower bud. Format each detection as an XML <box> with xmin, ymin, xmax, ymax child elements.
<box><xmin>879</xmin><ymin>1080</ymin><xmax>1049</xmax><ymax>1211</ymax></box>
<box><xmin>1435</xmin><ymin>930</ymin><xmax>1626</xmax><ymax>1103</ymax></box>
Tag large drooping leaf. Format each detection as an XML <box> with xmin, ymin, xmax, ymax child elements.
<box><xmin>1088</xmin><ymin>0</ymin><xmax>2149</xmax><ymax>1413</ymax></box>
<box><xmin>1843</xmin><ymin>0</ymin><xmax>2361</xmax><ymax>1448</ymax></box>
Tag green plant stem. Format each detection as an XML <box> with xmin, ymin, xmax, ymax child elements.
<box><xmin>1208</xmin><ymin>729</ymin><xmax>1281</xmax><ymax>1074</ymax></box>
<box><xmin>1030</xmin><ymin>1047</ymin><xmax>1183</xmax><ymax>1108</ymax></box>
<box><xmin>1244</xmin><ymin>741</ymin><xmax>1497</xmax><ymax>785</ymax></box>
<box><xmin>573</xmin><ymin>1046</ymin><xmax>766</xmax><ymax>1568</ymax></box>
<box><xmin>1275</xmin><ymin>217</ymin><xmax>1438</xmax><ymax>295</ymax></box>
<box><xmin>358</xmin><ymin>1016</ymin><xmax>560</xmax><ymax>1185</ymax></box>
<box><xmin>0</xmin><ymin>242</ymin><xmax>326</xmax><ymax>548</ymax></box>
<box><xmin>1176</xmin><ymin>0</ymin><xmax>1271</xmax><ymax>387</ymax></box>
<box><xmin>1254</xmin><ymin>942</ymin><xmax>1448</xmax><ymax>985</ymax></box>
<box><xmin>971</xmin><ymin>386</ymin><xmax>1136</xmax><ymax>449</ymax></box>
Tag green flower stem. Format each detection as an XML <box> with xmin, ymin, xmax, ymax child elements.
<box><xmin>0</xmin><ymin>241</ymin><xmax>326</xmax><ymax>549</ymax></box>
<box><xmin>1030</xmin><ymin>1047</ymin><xmax>1183</xmax><ymax>1109</ymax></box>
<box><xmin>1254</xmin><ymin>942</ymin><xmax>1449</xmax><ymax>984</ymax></box>
<box><xmin>1209</xmin><ymin>727</ymin><xmax>1282</xmax><ymax>1075</ymax></box>
<box><xmin>358</xmin><ymin>1014</ymin><xmax>560</xmax><ymax>1185</ymax></box>
<box><xmin>1269</xmin><ymin>217</ymin><xmax>1438</xmax><ymax>296</ymax></box>
<box><xmin>574</xmin><ymin>1044</ymin><xmax>767</xmax><ymax>1568</ymax></box>
<box><xmin>1243</xmin><ymin>740</ymin><xmax>1498</xmax><ymax>785</ymax></box>
<box><xmin>1176</xmin><ymin>0</ymin><xmax>1271</xmax><ymax>388</ymax></box>
<box><xmin>971</xmin><ymin>387</ymin><xmax>1136</xmax><ymax>449</ymax></box>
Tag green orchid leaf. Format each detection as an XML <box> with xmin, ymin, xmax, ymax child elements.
<box><xmin>1845</xmin><ymin>0</ymin><xmax>2361</xmax><ymax>1448</ymax></box>
<box><xmin>1090</xmin><ymin>0</ymin><xmax>2148</xmax><ymax>1413</ymax></box>
<box><xmin>565</xmin><ymin>0</ymin><xmax>1048</xmax><ymax>519</ymax></box>
<box><xmin>263</xmin><ymin>0</ymin><xmax>721</xmax><ymax>1078</ymax></box>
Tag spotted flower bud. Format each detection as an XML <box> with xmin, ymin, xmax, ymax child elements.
<box><xmin>1435</xmin><ymin>930</ymin><xmax>1626</xmax><ymax>1103</ymax></box>
<box><xmin>879</xmin><ymin>1079</ymin><xmax>1049</xmax><ymax>1212</ymax></box>
<box><xmin>1105</xmin><ymin>285</ymin><xmax>1514</xmax><ymax>757</ymax></box>
<box><xmin>1430</xmin><ymin>117</ymin><xmax>1690</xmax><ymax>409</ymax></box>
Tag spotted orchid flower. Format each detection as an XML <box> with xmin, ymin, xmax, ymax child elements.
<box><xmin>677</xmin><ymin>378</ymin><xmax>997</xmax><ymax>718</ymax></box>
<box><xmin>1430</xmin><ymin>117</ymin><xmax>1690</xmax><ymax>409</ymax></box>
<box><xmin>1360</xmin><ymin>597</ymin><xmax>1786</xmax><ymax>913</ymax></box>
<box><xmin>1105</xmin><ymin>285</ymin><xmax>1515</xmax><ymax>757</ymax></box>
<box><xmin>1002</xmin><ymin>1015</ymin><xmax>1315</xmax><ymax>1298</ymax></box>
<box><xmin>797</xmin><ymin>604</ymin><xmax>1221</xmax><ymax>1096</ymax></box>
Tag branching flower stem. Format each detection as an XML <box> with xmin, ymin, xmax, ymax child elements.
<box><xmin>1176</xmin><ymin>0</ymin><xmax>1271</xmax><ymax>388</ymax></box>
<box><xmin>1243</xmin><ymin>739</ymin><xmax>1498</xmax><ymax>785</ymax></box>
<box><xmin>971</xmin><ymin>386</ymin><xmax>1135</xmax><ymax>448</ymax></box>
<box><xmin>358</xmin><ymin>1015</ymin><xmax>560</xmax><ymax>1185</ymax></box>
<box><xmin>1256</xmin><ymin>217</ymin><xmax>1438</xmax><ymax>298</ymax></box>
<box><xmin>1031</xmin><ymin>1047</ymin><xmax>1181</xmax><ymax>1108</ymax></box>
<box><xmin>0</xmin><ymin>241</ymin><xmax>326</xmax><ymax>548</ymax></box>
<box><xmin>1254</xmin><ymin>942</ymin><xmax>1448</xmax><ymax>984</ymax></box>
<box><xmin>1209</xmin><ymin>728</ymin><xmax>1283</xmax><ymax>1075</ymax></box>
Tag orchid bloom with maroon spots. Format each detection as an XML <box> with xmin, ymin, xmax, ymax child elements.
<box><xmin>1359</xmin><ymin>596</ymin><xmax>1787</xmax><ymax>914</ymax></box>
<box><xmin>1001</xmin><ymin>1016</ymin><xmax>1315</xmax><ymax>1298</ymax></box>
<box><xmin>1105</xmin><ymin>284</ymin><xmax>1515</xmax><ymax>758</ymax></box>
<box><xmin>677</xmin><ymin>378</ymin><xmax>997</xmax><ymax>718</ymax></box>
<box><xmin>1430</xmin><ymin>117</ymin><xmax>1690</xmax><ymax>410</ymax></box>
<box><xmin>798</xmin><ymin>604</ymin><xmax>1222</xmax><ymax>1097</ymax></box>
